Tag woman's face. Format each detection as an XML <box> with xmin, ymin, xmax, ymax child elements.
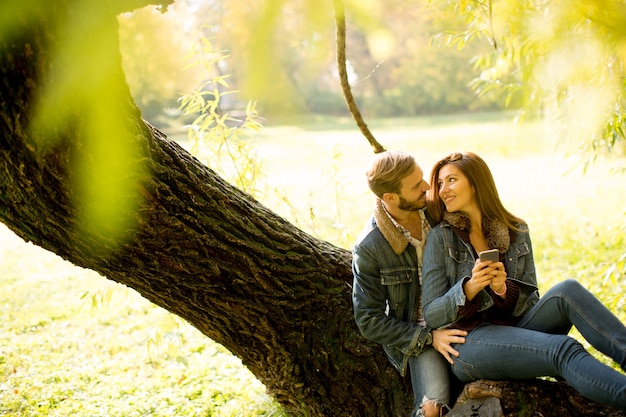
<box><xmin>437</xmin><ymin>164</ymin><xmax>476</xmax><ymax>214</ymax></box>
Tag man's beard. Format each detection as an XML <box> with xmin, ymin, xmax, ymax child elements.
<box><xmin>398</xmin><ymin>194</ymin><xmax>425</xmax><ymax>211</ymax></box>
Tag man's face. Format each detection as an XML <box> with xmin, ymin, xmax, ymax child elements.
<box><xmin>397</xmin><ymin>166</ymin><xmax>429</xmax><ymax>211</ymax></box>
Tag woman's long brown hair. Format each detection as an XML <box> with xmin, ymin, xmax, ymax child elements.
<box><xmin>427</xmin><ymin>152</ymin><xmax>523</xmax><ymax>231</ymax></box>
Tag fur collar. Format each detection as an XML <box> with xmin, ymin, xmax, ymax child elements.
<box><xmin>373</xmin><ymin>199</ymin><xmax>410</xmax><ymax>255</ymax></box>
<box><xmin>443</xmin><ymin>211</ymin><xmax>510</xmax><ymax>253</ymax></box>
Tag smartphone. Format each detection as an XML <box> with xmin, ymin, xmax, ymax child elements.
<box><xmin>479</xmin><ymin>249</ymin><xmax>499</xmax><ymax>262</ymax></box>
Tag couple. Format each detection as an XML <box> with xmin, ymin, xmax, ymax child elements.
<box><xmin>352</xmin><ymin>150</ymin><xmax>626</xmax><ymax>417</ymax></box>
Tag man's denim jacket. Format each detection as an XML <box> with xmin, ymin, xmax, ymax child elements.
<box><xmin>352</xmin><ymin>202</ymin><xmax>432</xmax><ymax>376</ymax></box>
<box><xmin>422</xmin><ymin>220</ymin><xmax>540</xmax><ymax>329</ymax></box>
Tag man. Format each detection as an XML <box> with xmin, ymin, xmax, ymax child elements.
<box><xmin>352</xmin><ymin>151</ymin><xmax>467</xmax><ymax>417</ymax></box>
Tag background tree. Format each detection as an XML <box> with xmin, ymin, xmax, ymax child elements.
<box><xmin>117</xmin><ymin>0</ymin><xmax>504</xmax><ymax>120</ymax></box>
<box><xmin>117</xmin><ymin>1</ymin><xmax>205</xmax><ymax>123</ymax></box>
<box><xmin>439</xmin><ymin>0</ymin><xmax>626</xmax><ymax>155</ymax></box>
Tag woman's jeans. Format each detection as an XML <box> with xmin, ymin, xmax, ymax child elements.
<box><xmin>451</xmin><ymin>279</ymin><xmax>626</xmax><ymax>411</ymax></box>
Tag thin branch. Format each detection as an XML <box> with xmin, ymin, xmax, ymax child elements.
<box><xmin>487</xmin><ymin>0</ymin><xmax>498</xmax><ymax>50</ymax></box>
<box><xmin>333</xmin><ymin>0</ymin><xmax>386</xmax><ymax>154</ymax></box>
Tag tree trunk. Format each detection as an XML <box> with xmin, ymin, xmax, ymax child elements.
<box><xmin>0</xmin><ymin>1</ymin><xmax>623</xmax><ymax>416</ymax></box>
<box><xmin>1</xmin><ymin>1</ymin><xmax>412</xmax><ymax>415</ymax></box>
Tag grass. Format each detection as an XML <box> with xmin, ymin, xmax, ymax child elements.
<box><xmin>2</xmin><ymin>111</ymin><xmax>625</xmax><ymax>415</ymax></box>
<box><xmin>0</xmin><ymin>229</ymin><xmax>281</xmax><ymax>417</ymax></box>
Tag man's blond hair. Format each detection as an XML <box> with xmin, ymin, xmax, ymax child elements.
<box><xmin>366</xmin><ymin>151</ymin><xmax>417</xmax><ymax>199</ymax></box>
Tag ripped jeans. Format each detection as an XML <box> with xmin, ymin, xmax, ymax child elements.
<box><xmin>407</xmin><ymin>348</ymin><xmax>453</xmax><ymax>417</ymax></box>
<box><xmin>451</xmin><ymin>279</ymin><xmax>626</xmax><ymax>411</ymax></box>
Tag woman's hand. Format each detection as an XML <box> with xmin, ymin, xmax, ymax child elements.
<box><xmin>488</xmin><ymin>261</ymin><xmax>507</xmax><ymax>295</ymax></box>
<box><xmin>463</xmin><ymin>259</ymin><xmax>498</xmax><ymax>301</ymax></box>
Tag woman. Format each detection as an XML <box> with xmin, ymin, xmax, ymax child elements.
<box><xmin>421</xmin><ymin>151</ymin><xmax>626</xmax><ymax>411</ymax></box>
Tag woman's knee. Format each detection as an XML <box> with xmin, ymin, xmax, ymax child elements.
<box><xmin>545</xmin><ymin>279</ymin><xmax>591</xmax><ymax>307</ymax></box>
<box><xmin>551</xmin><ymin>278</ymin><xmax>584</xmax><ymax>295</ymax></box>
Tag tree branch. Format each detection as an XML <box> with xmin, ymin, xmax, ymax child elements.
<box><xmin>107</xmin><ymin>0</ymin><xmax>174</xmax><ymax>15</ymax></box>
<box><xmin>333</xmin><ymin>0</ymin><xmax>386</xmax><ymax>154</ymax></box>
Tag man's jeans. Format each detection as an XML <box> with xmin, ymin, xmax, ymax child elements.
<box><xmin>408</xmin><ymin>348</ymin><xmax>453</xmax><ymax>417</ymax></box>
<box><xmin>451</xmin><ymin>279</ymin><xmax>626</xmax><ymax>410</ymax></box>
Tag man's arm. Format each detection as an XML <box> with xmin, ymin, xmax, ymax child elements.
<box><xmin>352</xmin><ymin>242</ymin><xmax>425</xmax><ymax>349</ymax></box>
<box><xmin>431</xmin><ymin>328</ymin><xmax>467</xmax><ymax>364</ymax></box>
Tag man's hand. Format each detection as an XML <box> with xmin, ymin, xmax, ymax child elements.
<box><xmin>432</xmin><ymin>328</ymin><xmax>468</xmax><ymax>364</ymax></box>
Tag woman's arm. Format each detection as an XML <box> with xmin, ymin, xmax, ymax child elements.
<box><xmin>507</xmin><ymin>224</ymin><xmax>541</xmax><ymax>317</ymax></box>
<box><xmin>421</xmin><ymin>227</ymin><xmax>471</xmax><ymax>328</ymax></box>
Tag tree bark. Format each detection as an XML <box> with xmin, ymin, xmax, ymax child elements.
<box><xmin>457</xmin><ymin>379</ymin><xmax>626</xmax><ymax>417</ymax></box>
<box><xmin>0</xmin><ymin>1</ymin><xmax>624</xmax><ymax>416</ymax></box>
<box><xmin>1</xmin><ymin>1</ymin><xmax>412</xmax><ymax>415</ymax></box>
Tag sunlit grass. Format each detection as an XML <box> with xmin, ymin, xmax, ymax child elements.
<box><xmin>0</xmin><ymin>229</ymin><xmax>283</xmax><ymax>417</ymax></box>
<box><xmin>2</xmin><ymin>113</ymin><xmax>625</xmax><ymax>415</ymax></box>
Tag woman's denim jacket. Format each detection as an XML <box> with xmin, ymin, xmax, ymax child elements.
<box><xmin>422</xmin><ymin>220</ymin><xmax>540</xmax><ymax>329</ymax></box>
<box><xmin>352</xmin><ymin>204</ymin><xmax>432</xmax><ymax>376</ymax></box>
